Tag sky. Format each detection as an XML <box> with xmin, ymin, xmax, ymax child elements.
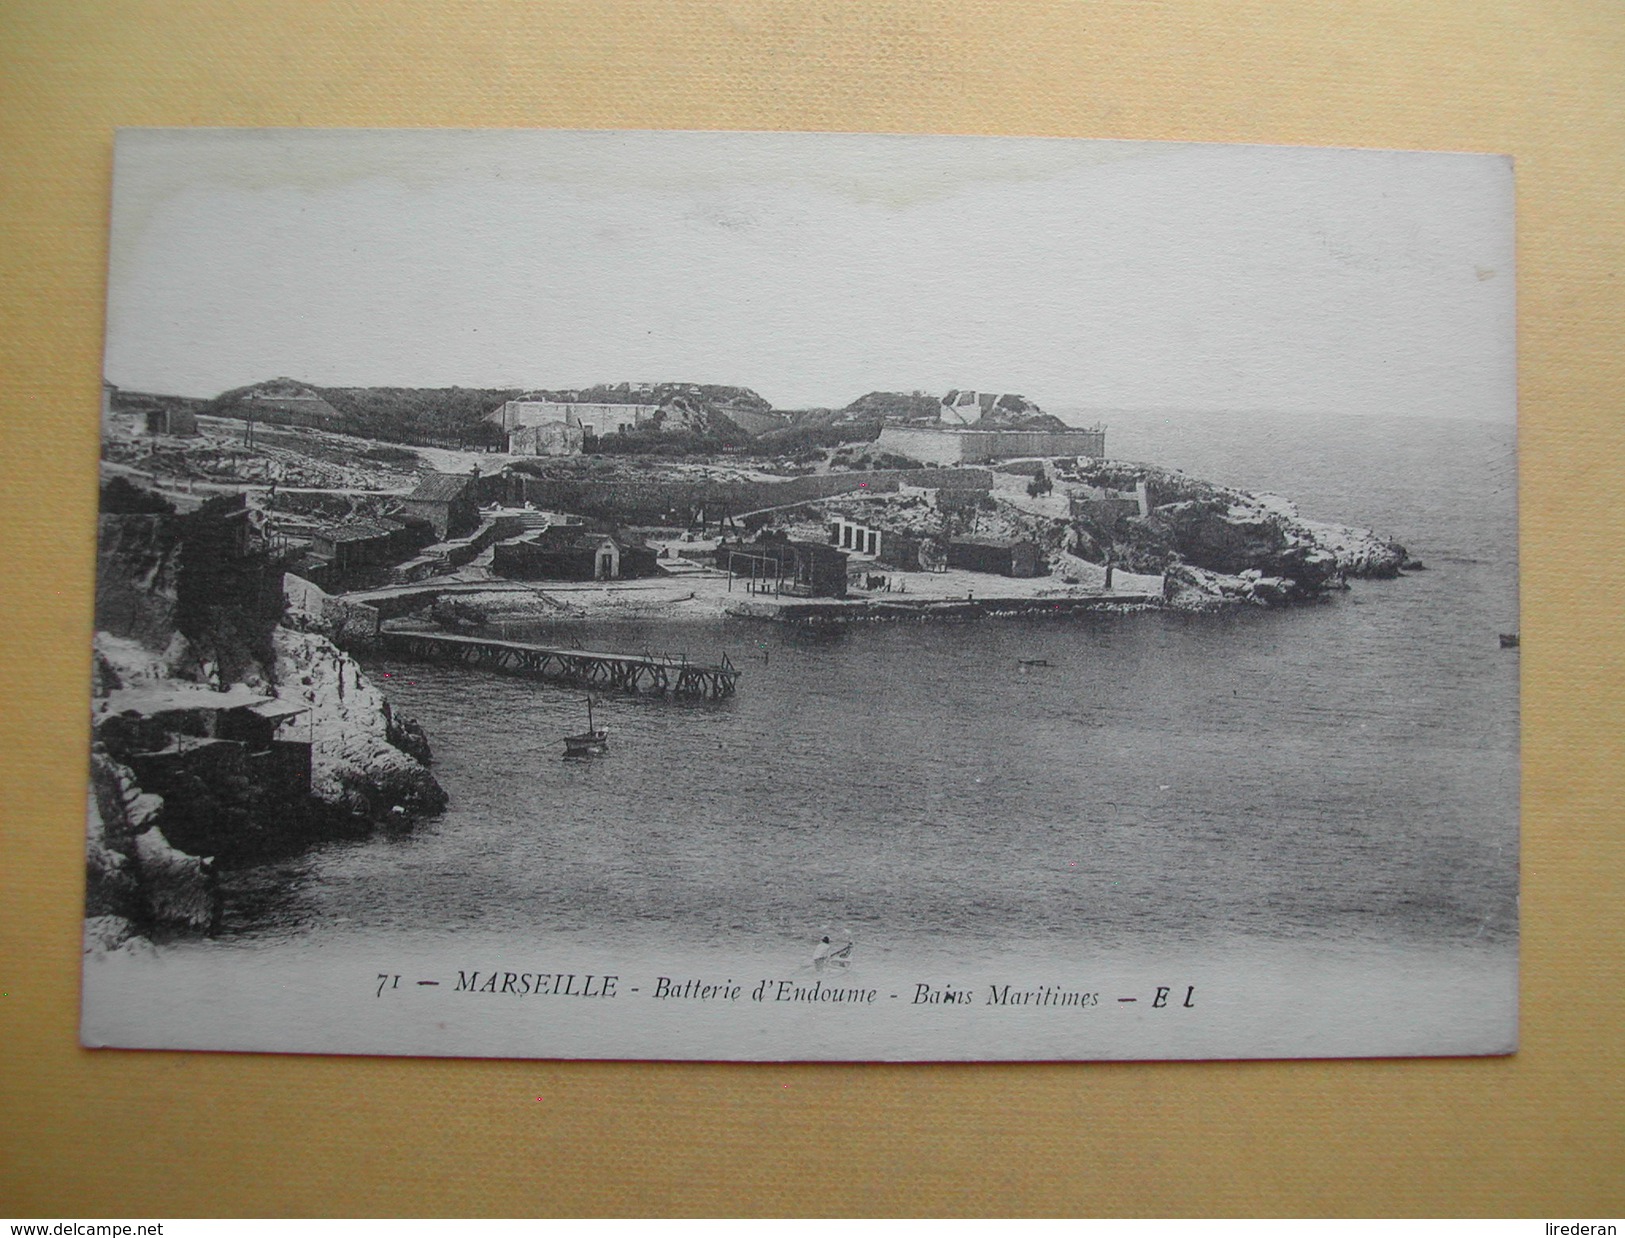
<box><xmin>105</xmin><ymin>129</ymin><xmax>1516</xmax><ymax>420</ymax></box>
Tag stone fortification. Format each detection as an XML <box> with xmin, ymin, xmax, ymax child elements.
<box><xmin>490</xmin><ymin>400</ymin><xmax>659</xmax><ymax>436</ymax></box>
<box><xmin>875</xmin><ymin>425</ymin><xmax>1107</xmax><ymax>465</ymax></box>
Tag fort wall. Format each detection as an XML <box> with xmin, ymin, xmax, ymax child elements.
<box><xmin>876</xmin><ymin>426</ymin><xmax>1107</xmax><ymax>464</ymax></box>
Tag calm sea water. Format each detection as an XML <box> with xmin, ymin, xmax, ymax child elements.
<box><xmin>220</xmin><ymin>411</ymin><xmax>1518</xmax><ymax>963</ymax></box>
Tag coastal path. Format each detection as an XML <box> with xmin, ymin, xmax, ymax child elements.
<box><xmin>379</xmin><ymin>630</ymin><xmax>740</xmax><ymax>699</ymax></box>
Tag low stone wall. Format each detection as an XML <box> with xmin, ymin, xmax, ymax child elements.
<box><xmin>722</xmin><ymin>408</ymin><xmax>791</xmax><ymax>436</ymax></box>
<box><xmin>1073</xmin><ymin>496</ymin><xmax>1143</xmax><ymax>522</ymax></box>
<box><xmin>965</xmin><ymin>429</ymin><xmax>1106</xmax><ymax>461</ymax></box>
<box><xmin>874</xmin><ymin>427</ymin><xmax>968</xmax><ymax>465</ymax></box>
<box><xmin>283</xmin><ymin>573</ymin><xmax>381</xmax><ymax>647</ymax></box>
<box><xmin>877</xmin><ymin>425</ymin><xmax>1107</xmax><ymax>464</ymax></box>
<box><xmin>514</xmin><ymin>467</ymin><xmax>992</xmax><ymax>522</ymax></box>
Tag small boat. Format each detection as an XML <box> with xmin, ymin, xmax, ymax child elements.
<box><xmin>1018</xmin><ymin>658</ymin><xmax>1052</xmax><ymax>668</ymax></box>
<box><xmin>1499</xmin><ymin>633</ymin><xmax>1520</xmax><ymax>649</ymax></box>
<box><xmin>812</xmin><ymin>937</ymin><xmax>853</xmax><ymax>971</ymax></box>
<box><xmin>562</xmin><ymin>698</ymin><xmax>609</xmax><ymax>756</ymax></box>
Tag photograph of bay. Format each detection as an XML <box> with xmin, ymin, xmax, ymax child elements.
<box><xmin>82</xmin><ymin>131</ymin><xmax>1517</xmax><ymax>1060</ymax></box>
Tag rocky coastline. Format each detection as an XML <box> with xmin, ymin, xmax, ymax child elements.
<box><xmin>720</xmin><ymin>454</ymin><xmax>1412</xmax><ymax>618</ymax></box>
<box><xmin>86</xmin><ymin>487</ymin><xmax>445</xmax><ymax>953</ymax></box>
<box><xmin>1058</xmin><ymin>459</ymin><xmax>1410</xmax><ymax>611</ymax></box>
<box><xmin>83</xmin><ymin>449</ymin><xmax>1411</xmax><ymax>949</ymax></box>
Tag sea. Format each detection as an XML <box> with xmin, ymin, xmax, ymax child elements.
<box><xmin>82</xmin><ymin>410</ymin><xmax>1520</xmax><ymax>1061</ymax></box>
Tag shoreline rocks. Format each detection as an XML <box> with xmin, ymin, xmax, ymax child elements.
<box><xmin>88</xmin><ymin>606</ymin><xmax>445</xmax><ymax>950</ymax></box>
<box><xmin>85</xmin><ymin>627</ymin><xmax>449</xmax><ymax>951</ymax></box>
<box><xmin>1163</xmin><ymin>563</ymin><xmax>1301</xmax><ymax>611</ymax></box>
<box><xmin>271</xmin><ymin>627</ymin><xmax>447</xmax><ymax>819</ymax></box>
<box><xmin>1058</xmin><ymin>458</ymin><xmax>1408</xmax><ymax>610</ymax></box>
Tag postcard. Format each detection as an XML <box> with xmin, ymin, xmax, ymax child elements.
<box><xmin>82</xmin><ymin>129</ymin><xmax>1518</xmax><ymax>1060</ymax></box>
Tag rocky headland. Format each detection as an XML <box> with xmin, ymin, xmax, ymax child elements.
<box><xmin>758</xmin><ymin>455</ymin><xmax>1410</xmax><ymax>614</ymax></box>
<box><xmin>1057</xmin><ymin>458</ymin><xmax>1409</xmax><ymax>609</ymax></box>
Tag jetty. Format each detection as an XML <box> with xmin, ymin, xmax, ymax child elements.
<box><xmin>724</xmin><ymin>593</ymin><xmax>1157</xmax><ymax>624</ymax></box>
<box><xmin>380</xmin><ymin>630</ymin><xmax>740</xmax><ymax>699</ymax></box>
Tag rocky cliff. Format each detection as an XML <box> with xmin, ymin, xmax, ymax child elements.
<box><xmin>86</xmin><ymin>485</ymin><xmax>445</xmax><ymax>951</ymax></box>
<box><xmin>271</xmin><ymin>626</ymin><xmax>445</xmax><ymax>818</ymax></box>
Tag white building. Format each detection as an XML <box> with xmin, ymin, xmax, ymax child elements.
<box><xmin>508</xmin><ymin>421</ymin><xmax>584</xmax><ymax>456</ymax></box>
<box><xmin>829</xmin><ymin>516</ymin><xmax>882</xmax><ymax>558</ymax></box>
<box><xmin>488</xmin><ymin>399</ymin><xmax>658</xmax><ymax>439</ymax></box>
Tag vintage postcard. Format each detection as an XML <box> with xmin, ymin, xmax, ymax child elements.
<box><xmin>82</xmin><ymin>130</ymin><xmax>1518</xmax><ymax>1060</ymax></box>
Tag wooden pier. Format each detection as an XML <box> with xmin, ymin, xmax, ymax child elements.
<box><xmin>379</xmin><ymin>630</ymin><xmax>740</xmax><ymax>699</ymax></box>
<box><xmin>724</xmin><ymin>593</ymin><xmax>1158</xmax><ymax>624</ymax></box>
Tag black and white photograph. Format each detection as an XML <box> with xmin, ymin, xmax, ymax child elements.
<box><xmin>81</xmin><ymin>129</ymin><xmax>1518</xmax><ymax>1060</ymax></box>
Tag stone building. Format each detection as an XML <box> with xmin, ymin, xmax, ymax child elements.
<box><xmin>508</xmin><ymin>420</ymin><xmax>584</xmax><ymax>457</ymax></box>
<box><xmin>874</xmin><ymin>424</ymin><xmax>1107</xmax><ymax>465</ymax></box>
<box><xmin>488</xmin><ymin>399</ymin><xmax>658</xmax><ymax>442</ymax></box>
<box><xmin>307</xmin><ymin>517</ymin><xmax>429</xmax><ymax>579</ymax></box>
<box><xmin>143</xmin><ymin>406</ymin><xmax>200</xmax><ymax>436</ymax></box>
<box><xmin>1070</xmin><ymin>479</ymin><xmax>1150</xmax><ymax>522</ymax></box>
<box><xmin>401</xmin><ymin>471</ymin><xmax>479</xmax><ymax>539</ymax></box>
<box><xmin>493</xmin><ymin>528</ymin><xmax>625</xmax><ymax>581</ymax></box>
<box><xmin>947</xmin><ymin>535</ymin><xmax>1044</xmax><ymax>578</ymax></box>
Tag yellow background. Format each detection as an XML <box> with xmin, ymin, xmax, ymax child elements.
<box><xmin>2</xmin><ymin>1</ymin><xmax>1621</xmax><ymax>1217</ymax></box>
